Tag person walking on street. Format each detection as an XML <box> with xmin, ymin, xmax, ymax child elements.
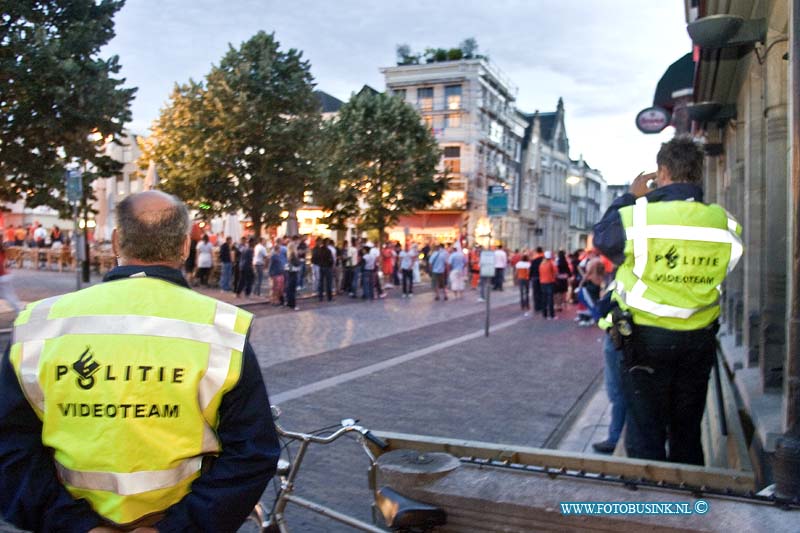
<box><xmin>195</xmin><ymin>234</ymin><xmax>214</xmax><ymax>287</ymax></box>
<box><xmin>399</xmin><ymin>242</ymin><xmax>416</xmax><ymax>297</ymax></box>
<box><xmin>429</xmin><ymin>243</ymin><xmax>449</xmax><ymax>301</ymax></box>
<box><xmin>268</xmin><ymin>243</ymin><xmax>285</xmax><ymax>306</ymax></box>
<box><xmin>314</xmin><ymin>239</ymin><xmax>334</xmax><ymax>302</ymax></box>
<box><xmin>593</xmin><ymin>135</ymin><xmax>743</xmax><ymax>465</ymax></box>
<box><xmin>253</xmin><ymin>238</ymin><xmax>268</xmax><ymax>297</ymax></box>
<box><xmin>530</xmin><ymin>247</ymin><xmax>545</xmax><ymax>314</ymax></box>
<box><xmin>286</xmin><ymin>242</ymin><xmax>301</xmax><ymax>311</ymax></box>
<box><xmin>236</xmin><ymin>237</ymin><xmax>255</xmax><ymax>298</ymax></box>
<box><xmin>219</xmin><ymin>236</ymin><xmax>233</xmax><ymax>291</ymax></box>
<box><xmin>554</xmin><ymin>250</ymin><xmax>570</xmax><ymax>311</ymax></box>
<box><xmin>539</xmin><ymin>250</ymin><xmax>557</xmax><ymax>319</ymax></box>
<box><xmin>493</xmin><ymin>244</ymin><xmax>507</xmax><ymax>290</ymax></box>
<box><xmin>515</xmin><ymin>254</ymin><xmax>531</xmax><ymax>316</ymax></box>
<box><xmin>296</xmin><ymin>236</ymin><xmax>308</xmax><ymax>291</ymax></box>
<box><xmin>447</xmin><ymin>244</ymin><xmax>466</xmax><ymax>299</ymax></box>
<box><xmin>361</xmin><ymin>245</ymin><xmax>377</xmax><ymax>300</ymax></box>
<box><xmin>232</xmin><ymin>236</ymin><xmax>244</xmax><ymax>294</ymax></box>
<box><xmin>0</xmin><ymin>191</ymin><xmax>279</xmax><ymax>532</ymax></box>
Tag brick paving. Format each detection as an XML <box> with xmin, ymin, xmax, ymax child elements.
<box><xmin>0</xmin><ymin>268</ymin><xmax>604</xmax><ymax>532</ymax></box>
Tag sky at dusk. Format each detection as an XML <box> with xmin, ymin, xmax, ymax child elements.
<box><xmin>103</xmin><ymin>0</ymin><xmax>693</xmax><ymax>185</ymax></box>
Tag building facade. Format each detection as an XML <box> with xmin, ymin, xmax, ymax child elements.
<box><xmin>567</xmin><ymin>156</ymin><xmax>606</xmax><ymax>252</ymax></box>
<box><xmin>679</xmin><ymin>0</ymin><xmax>798</xmax><ymax>492</ymax></box>
<box><xmin>381</xmin><ymin>59</ymin><xmax>527</xmax><ymax>248</ymax></box>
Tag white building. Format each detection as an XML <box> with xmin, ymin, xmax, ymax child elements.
<box><xmin>567</xmin><ymin>156</ymin><xmax>607</xmax><ymax>251</ymax></box>
<box><xmin>381</xmin><ymin>58</ymin><xmax>527</xmax><ymax>247</ymax></box>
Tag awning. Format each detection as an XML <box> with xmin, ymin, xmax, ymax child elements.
<box><xmin>395</xmin><ymin>212</ymin><xmax>464</xmax><ymax>230</ymax></box>
<box><xmin>653</xmin><ymin>52</ymin><xmax>695</xmax><ymax>110</ymax></box>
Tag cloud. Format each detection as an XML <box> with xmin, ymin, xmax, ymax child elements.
<box><xmin>104</xmin><ymin>0</ymin><xmax>691</xmax><ymax>183</ymax></box>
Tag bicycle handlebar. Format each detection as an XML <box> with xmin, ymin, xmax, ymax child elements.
<box><xmin>276</xmin><ymin>421</ymin><xmax>388</xmax><ymax>449</ymax></box>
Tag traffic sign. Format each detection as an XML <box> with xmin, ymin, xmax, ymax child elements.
<box><xmin>487</xmin><ymin>185</ymin><xmax>508</xmax><ymax>217</ymax></box>
<box><xmin>65</xmin><ymin>169</ymin><xmax>83</xmax><ymax>204</ymax></box>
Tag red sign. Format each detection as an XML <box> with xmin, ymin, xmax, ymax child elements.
<box><xmin>635</xmin><ymin>106</ymin><xmax>671</xmax><ymax>134</ymax></box>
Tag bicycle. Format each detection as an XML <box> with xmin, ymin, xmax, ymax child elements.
<box><xmin>240</xmin><ymin>406</ymin><xmax>446</xmax><ymax>532</ymax></box>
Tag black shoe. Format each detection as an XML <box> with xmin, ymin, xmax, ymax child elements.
<box><xmin>592</xmin><ymin>440</ymin><xmax>617</xmax><ymax>454</ymax></box>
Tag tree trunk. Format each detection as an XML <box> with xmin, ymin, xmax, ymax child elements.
<box><xmin>249</xmin><ymin>211</ymin><xmax>263</xmax><ymax>239</ymax></box>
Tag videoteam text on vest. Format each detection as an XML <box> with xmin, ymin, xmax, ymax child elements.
<box><xmin>652</xmin><ymin>273</ymin><xmax>717</xmax><ymax>285</ymax></box>
<box><xmin>57</xmin><ymin>402</ymin><xmax>180</xmax><ymax>419</ymax></box>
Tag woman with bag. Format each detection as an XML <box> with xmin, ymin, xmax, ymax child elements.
<box><xmin>554</xmin><ymin>250</ymin><xmax>570</xmax><ymax>312</ymax></box>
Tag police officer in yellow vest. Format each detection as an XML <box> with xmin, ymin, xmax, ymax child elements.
<box><xmin>593</xmin><ymin>135</ymin><xmax>743</xmax><ymax>465</ymax></box>
<box><xmin>0</xmin><ymin>191</ymin><xmax>280</xmax><ymax>532</ymax></box>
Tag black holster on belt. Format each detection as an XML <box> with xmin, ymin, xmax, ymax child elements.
<box><xmin>609</xmin><ymin>308</ymin><xmax>636</xmax><ymax>368</ymax></box>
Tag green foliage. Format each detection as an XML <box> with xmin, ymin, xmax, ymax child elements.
<box><xmin>319</xmin><ymin>91</ymin><xmax>446</xmax><ymax>243</ymax></box>
<box><xmin>0</xmin><ymin>0</ymin><xmax>136</xmax><ymax>216</ymax></box>
<box><xmin>395</xmin><ymin>43</ymin><xmax>419</xmax><ymax>65</ymax></box>
<box><xmin>402</xmin><ymin>39</ymin><xmax>484</xmax><ymax>65</ymax></box>
<box><xmin>144</xmin><ymin>31</ymin><xmax>320</xmax><ymax>236</ymax></box>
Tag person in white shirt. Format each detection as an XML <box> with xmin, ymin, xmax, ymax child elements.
<box><xmin>398</xmin><ymin>242</ymin><xmax>417</xmax><ymax>297</ymax></box>
<box><xmin>195</xmin><ymin>234</ymin><xmax>214</xmax><ymax>287</ymax></box>
<box><xmin>493</xmin><ymin>244</ymin><xmax>508</xmax><ymax>291</ymax></box>
<box><xmin>253</xmin><ymin>238</ymin><xmax>268</xmax><ymax>297</ymax></box>
<box><xmin>514</xmin><ymin>254</ymin><xmax>532</xmax><ymax>316</ymax></box>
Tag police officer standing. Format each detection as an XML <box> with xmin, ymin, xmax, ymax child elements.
<box><xmin>593</xmin><ymin>136</ymin><xmax>743</xmax><ymax>465</ymax></box>
<box><xmin>0</xmin><ymin>191</ymin><xmax>280</xmax><ymax>532</ymax></box>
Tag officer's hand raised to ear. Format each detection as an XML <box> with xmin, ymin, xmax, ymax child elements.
<box><xmin>630</xmin><ymin>171</ymin><xmax>656</xmax><ymax>198</ymax></box>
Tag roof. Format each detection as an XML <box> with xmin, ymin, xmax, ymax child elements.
<box><xmin>653</xmin><ymin>52</ymin><xmax>694</xmax><ymax>110</ymax></box>
<box><xmin>314</xmin><ymin>90</ymin><xmax>344</xmax><ymax>113</ymax></box>
<box><xmin>356</xmin><ymin>85</ymin><xmax>381</xmax><ymax>98</ymax></box>
<box><xmin>537</xmin><ymin>112</ymin><xmax>557</xmax><ymax>142</ymax></box>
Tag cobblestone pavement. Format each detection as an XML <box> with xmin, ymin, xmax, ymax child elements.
<box><xmin>0</xmin><ymin>269</ymin><xmax>604</xmax><ymax>532</ymax></box>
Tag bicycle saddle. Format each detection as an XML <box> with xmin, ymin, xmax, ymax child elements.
<box><xmin>376</xmin><ymin>486</ymin><xmax>447</xmax><ymax>529</ymax></box>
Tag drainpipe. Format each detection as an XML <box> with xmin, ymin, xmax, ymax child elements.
<box><xmin>775</xmin><ymin>0</ymin><xmax>800</xmax><ymax>502</ymax></box>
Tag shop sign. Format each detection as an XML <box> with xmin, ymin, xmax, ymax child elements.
<box><xmin>635</xmin><ymin>106</ymin><xmax>671</xmax><ymax>134</ymax></box>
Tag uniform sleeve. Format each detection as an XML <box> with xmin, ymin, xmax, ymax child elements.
<box><xmin>0</xmin><ymin>345</ymin><xmax>104</xmax><ymax>532</ymax></box>
<box><xmin>593</xmin><ymin>192</ymin><xmax>636</xmax><ymax>266</ymax></box>
<box><xmin>155</xmin><ymin>339</ymin><xmax>280</xmax><ymax>533</ymax></box>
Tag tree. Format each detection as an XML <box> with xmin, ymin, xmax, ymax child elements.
<box><xmin>0</xmin><ymin>0</ymin><xmax>136</xmax><ymax>215</ymax></box>
<box><xmin>459</xmin><ymin>37</ymin><xmax>479</xmax><ymax>59</ymax></box>
<box><xmin>144</xmin><ymin>31</ymin><xmax>320</xmax><ymax>236</ymax></box>
<box><xmin>321</xmin><ymin>91</ymin><xmax>446</xmax><ymax>244</ymax></box>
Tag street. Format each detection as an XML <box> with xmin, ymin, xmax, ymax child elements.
<box><xmin>0</xmin><ymin>269</ymin><xmax>604</xmax><ymax>532</ymax></box>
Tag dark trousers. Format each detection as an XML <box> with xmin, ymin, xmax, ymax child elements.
<box><xmin>318</xmin><ymin>266</ymin><xmax>333</xmax><ymax>301</ymax></box>
<box><xmin>541</xmin><ymin>283</ymin><xmax>555</xmax><ymax>317</ymax></box>
<box><xmin>621</xmin><ymin>324</ymin><xmax>715</xmax><ymax>465</ymax></box>
<box><xmin>519</xmin><ymin>279</ymin><xmax>530</xmax><ymax>310</ymax></box>
<box><xmin>531</xmin><ymin>278</ymin><xmax>543</xmax><ymax>311</ymax></box>
<box><xmin>402</xmin><ymin>269</ymin><xmax>413</xmax><ymax>294</ymax></box>
<box><xmin>286</xmin><ymin>270</ymin><xmax>298</xmax><ymax>309</ymax></box>
<box><xmin>493</xmin><ymin>267</ymin><xmax>505</xmax><ymax>290</ymax></box>
<box><xmin>342</xmin><ymin>266</ymin><xmax>354</xmax><ymax>293</ymax></box>
<box><xmin>236</xmin><ymin>267</ymin><xmax>254</xmax><ymax>296</ymax></box>
<box><xmin>197</xmin><ymin>267</ymin><xmax>211</xmax><ymax>287</ymax></box>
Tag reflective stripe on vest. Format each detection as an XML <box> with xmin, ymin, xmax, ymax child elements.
<box><xmin>619</xmin><ymin>197</ymin><xmax>742</xmax><ymax>320</ymax></box>
<box><xmin>56</xmin><ymin>456</ymin><xmax>203</xmax><ymax>496</ymax></box>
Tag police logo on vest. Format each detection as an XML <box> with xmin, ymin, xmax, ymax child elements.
<box><xmin>57</xmin><ymin>347</ymin><xmax>186</xmax><ymax>390</ymax></box>
<box><xmin>653</xmin><ymin>249</ymin><xmax>720</xmax><ymax>270</ymax></box>
<box><xmin>654</xmin><ymin>246</ymin><xmax>680</xmax><ymax>269</ymax></box>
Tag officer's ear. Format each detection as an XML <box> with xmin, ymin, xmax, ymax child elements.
<box><xmin>111</xmin><ymin>228</ymin><xmax>120</xmax><ymax>259</ymax></box>
<box><xmin>181</xmin><ymin>234</ymin><xmax>190</xmax><ymax>261</ymax></box>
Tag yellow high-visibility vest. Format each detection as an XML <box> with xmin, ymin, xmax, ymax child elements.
<box><xmin>612</xmin><ymin>197</ymin><xmax>743</xmax><ymax>330</ymax></box>
<box><xmin>10</xmin><ymin>277</ymin><xmax>253</xmax><ymax>526</ymax></box>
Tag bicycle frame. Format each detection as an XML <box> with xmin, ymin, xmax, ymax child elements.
<box><xmin>267</xmin><ymin>421</ymin><xmax>386</xmax><ymax>533</ymax></box>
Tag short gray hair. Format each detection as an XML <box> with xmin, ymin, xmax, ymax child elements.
<box><xmin>116</xmin><ymin>193</ymin><xmax>189</xmax><ymax>263</ymax></box>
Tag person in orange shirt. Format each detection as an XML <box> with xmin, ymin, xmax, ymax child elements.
<box><xmin>469</xmin><ymin>245</ymin><xmax>481</xmax><ymax>289</ymax></box>
<box><xmin>4</xmin><ymin>226</ymin><xmax>15</xmax><ymax>246</ymax></box>
<box><xmin>539</xmin><ymin>250</ymin><xmax>557</xmax><ymax>319</ymax></box>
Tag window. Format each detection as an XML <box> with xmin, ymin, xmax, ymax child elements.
<box><xmin>393</xmin><ymin>88</ymin><xmax>406</xmax><ymax>100</ymax></box>
<box><xmin>417</xmin><ymin>87</ymin><xmax>433</xmax><ymax>111</ymax></box>
<box><xmin>423</xmin><ymin>115</ymin><xmax>433</xmax><ymax>130</ymax></box>
<box><xmin>445</xmin><ymin>113</ymin><xmax>461</xmax><ymax>128</ymax></box>
<box><xmin>445</xmin><ymin>85</ymin><xmax>462</xmax><ymax>110</ymax></box>
<box><xmin>443</xmin><ymin>146</ymin><xmax>461</xmax><ymax>174</ymax></box>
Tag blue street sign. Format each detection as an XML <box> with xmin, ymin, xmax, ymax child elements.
<box><xmin>487</xmin><ymin>185</ymin><xmax>508</xmax><ymax>217</ymax></box>
<box><xmin>66</xmin><ymin>169</ymin><xmax>83</xmax><ymax>204</ymax></box>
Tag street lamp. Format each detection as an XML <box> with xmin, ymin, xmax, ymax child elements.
<box><xmin>566</xmin><ymin>175</ymin><xmax>582</xmax><ymax>186</ymax></box>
